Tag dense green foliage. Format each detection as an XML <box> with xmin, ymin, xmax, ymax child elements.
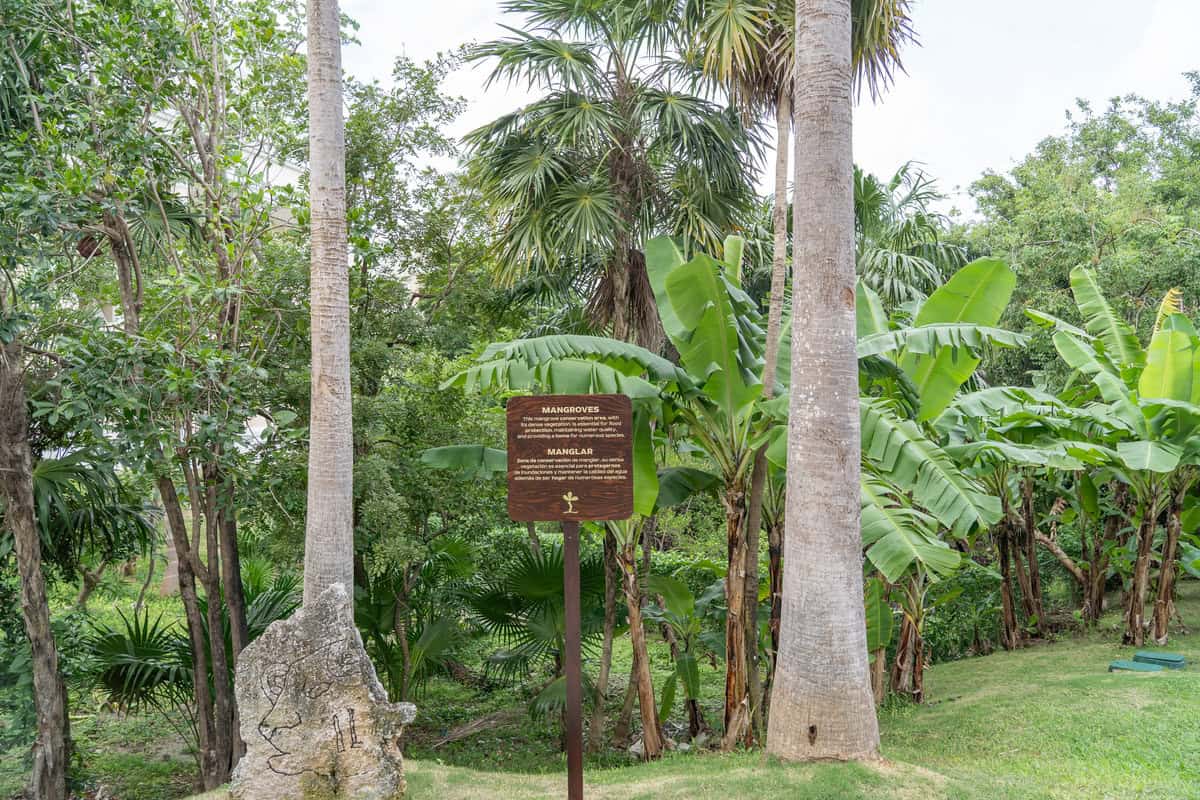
<box><xmin>2</xmin><ymin>0</ymin><xmax>1200</xmax><ymax>797</ymax></box>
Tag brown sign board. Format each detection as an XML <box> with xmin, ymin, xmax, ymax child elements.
<box><xmin>506</xmin><ymin>394</ymin><xmax>634</xmax><ymax>522</ymax></box>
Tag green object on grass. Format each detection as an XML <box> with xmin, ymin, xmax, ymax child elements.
<box><xmin>1133</xmin><ymin>651</ymin><xmax>1186</xmax><ymax>669</ymax></box>
<box><xmin>1108</xmin><ymin>660</ymin><xmax>1164</xmax><ymax>673</ymax></box>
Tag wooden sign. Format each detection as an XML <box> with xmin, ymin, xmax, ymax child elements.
<box><xmin>506</xmin><ymin>394</ymin><xmax>634</xmax><ymax>522</ymax></box>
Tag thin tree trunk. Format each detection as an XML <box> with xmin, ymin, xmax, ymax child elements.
<box><xmin>0</xmin><ymin>338</ymin><xmax>69</xmax><ymax>800</ymax></box>
<box><xmin>767</xmin><ymin>0</ymin><xmax>879</xmax><ymax>761</ymax></box>
<box><xmin>303</xmin><ymin>0</ymin><xmax>355</xmax><ymax>606</ymax></box>
<box><xmin>394</xmin><ymin>596</ymin><xmax>412</xmax><ymax>701</ymax></box>
<box><xmin>75</xmin><ymin>561</ymin><xmax>109</xmax><ymax>609</ymax></box>
<box><xmin>1125</xmin><ymin>499</ymin><xmax>1157</xmax><ymax>646</ymax></box>
<box><xmin>721</xmin><ymin>491</ymin><xmax>750</xmax><ymax>751</ymax></box>
<box><xmin>199</xmin><ymin>485</ymin><xmax>234</xmax><ymax>783</ymax></box>
<box><xmin>870</xmin><ymin>648</ymin><xmax>887</xmax><ymax>705</ymax></box>
<box><xmin>1011</xmin><ymin>541</ymin><xmax>1038</xmax><ymax>625</ymax></box>
<box><xmin>766</xmin><ymin>517</ymin><xmax>784</xmax><ymax>679</ymax></box>
<box><xmin>587</xmin><ymin>530</ymin><xmax>619</xmax><ymax>753</ymax></box>
<box><xmin>525</xmin><ymin>521</ymin><xmax>541</xmax><ymax>556</ymax></box>
<box><xmin>612</xmin><ymin>650</ymin><xmax>638</xmax><ymax>748</ymax></box>
<box><xmin>997</xmin><ymin>529</ymin><xmax>1021</xmax><ymax>650</ymax></box>
<box><xmin>134</xmin><ymin>537</ymin><xmax>156</xmax><ymax>615</ymax></box>
<box><xmin>217</xmin><ymin>482</ymin><xmax>249</xmax><ymax>659</ymax></box>
<box><xmin>158</xmin><ymin>474</ymin><xmax>221</xmax><ymax>787</ymax></box>
<box><xmin>740</xmin><ymin>90</ymin><xmax>793</xmax><ymax>743</ymax></box>
<box><xmin>160</xmin><ymin>520</ymin><xmax>180</xmax><ymax>596</ymax></box>
<box><xmin>1152</xmin><ymin>488</ymin><xmax>1184</xmax><ymax>644</ymax></box>
<box><xmin>889</xmin><ymin>615</ymin><xmax>915</xmax><ymax>697</ymax></box>
<box><xmin>1083</xmin><ymin>483</ymin><xmax>1125</xmax><ymax>623</ymax></box>
<box><xmin>1021</xmin><ymin>477</ymin><xmax>1045</xmax><ymax>634</ymax></box>
<box><xmin>618</xmin><ymin>540</ymin><xmax>663</xmax><ymax>759</ymax></box>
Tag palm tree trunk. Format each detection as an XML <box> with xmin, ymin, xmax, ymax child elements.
<box><xmin>767</xmin><ymin>0</ymin><xmax>879</xmax><ymax>761</ymax></box>
<box><xmin>617</xmin><ymin>539</ymin><xmax>664</xmax><ymax>758</ymax></box>
<box><xmin>0</xmin><ymin>338</ymin><xmax>70</xmax><ymax>800</ymax></box>
<box><xmin>303</xmin><ymin>0</ymin><xmax>355</xmax><ymax>606</ymax></box>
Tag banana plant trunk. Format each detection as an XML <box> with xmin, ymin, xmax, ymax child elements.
<box><xmin>1125</xmin><ymin>497</ymin><xmax>1158</xmax><ymax>646</ymax></box>
<box><xmin>1152</xmin><ymin>488</ymin><xmax>1184</xmax><ymax>644</ymax></box>
<box><xmin>0</xmin><ymin>337</ymin><xmax>70</xmax><ymax>800</ymax></box>
<box><xmin>1021</xmin><ymin>477</ymin><xmax>1045</xmax><ymax>635</ymax></box>
<box><xmin>870</xmin><ymin>648</ymin><xmax>887</xmax><ymax>705</ymax></box>
<box><xmin>1084</xmin><ymin>483</ymin><xmax>1126</xmax><ymax>622</ymax></box>
<box><xmin>721</xmin><ymin>489</ymin><xmax>752</xmax><ymax>750</ymax></box>
<box><xmin>618</xmin><ymin>540</ymin><xmax>664</xmax><ymax>759</ymax></box>
<box><xmin>996</xmin><ymin>527</ymin><xmax>1022</xmax><ymax>650</ymax></box>
<box><xmin>767</xmin><ymin>0</ymin><xmax>880</xmax><ymax>762</ymax></box>
<box><xmin>767</xmin><ymin>516</ymin><xmax>784</xmax><ymax>678</ymax></box>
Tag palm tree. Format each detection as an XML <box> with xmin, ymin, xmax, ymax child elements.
<box><xmin>303</xmin><ymin>0</ymin><xmax>355</xmax><ymax>606</ymax></box>
<box><xmin>466</xmin><ymin>0</ymin><xmax>762</xmax><ymax>347</ymax></box>
<box><xmin>855</xmin><ymin>163</ymin><xmax>965</xmax><ymax>308</ymax></box>
<box><xmin>688</xmin><ymin>0</ymin><xmax>916</xmax><ymax>740</ymax></box>
<box><xmin>766</xmin><ymin>0</ymin><xmax>880</xmax><ymax>760</ymax></box>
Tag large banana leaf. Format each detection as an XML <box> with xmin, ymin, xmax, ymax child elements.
<box><xmin>1138</xmin><ymin>321</ymin><xmax>1194</xmax><ymax>402</ymax></box>
<box><xmin>1069</xmin><ymin>266</ymin><xmax>1144</xmax><ymax>370</ymax></box>
<box><xmin>420</xmin><ymin>445</ymin><xmax>508</xmax><ymax>478</ymax></box>
<box><xmin>656</xmin><ymin>467</ymin><xmax>721</xmax><ymax>509</ymax></box>
<box><xmin>861</xmin><ymin>398</ymin><xmax>1001</xmax><ymax>536</ymax></box>
<box><xmin>861</xmin><ymin>476</ymin><xmax>962</xmax><ymax>582</ymax></box>
<box><xmin>856</xmin><ymin>281</ymin><xmax>889</xmax><ymax>340</ymax></box>
<box><xmin>480</xmin><ymin>335</ymin><xmax>688</xmax><ymax>384</ymax></box>
<box><xmin>664</xmin><ymin>253</ymin><xmax>763</xmax><ymax>416</ymax></box>
<box><xmin>644</xmin><ymin>236</ymin><xmax>688</xmax><ymax>344</ymax></box>
<box><xmin>900</xmin><ymin>258</ymin><xmax>1016</xmax><ymax>421</ymax></box>
<box><xmin>1052</xmin><ymin>332</ymin><xmax>1145</xmax><ymax>435</ymax></box>
<box><xmin>864</xmin><ymin>576</ymin><xmax>895</xmax><ymax>652</ymax></box>
<box><xmin>632</xmin><ymin>410</ymin><xmax>659</xmax><ymax>516</ymax></box>
<box><xmin>1024</xmin><ymin>308</ymin><xmax>1093</xmax><ymax>340</ymax></box>
<box><xmin>858</xmin><ymin>323</ymin><xmax>1028</xmax><ymax>360</ymax></box>
<box><xmin>446</xmin><ymin>357</ymin><xmax>662</xmax><ymax>400</ymax></box>
<box><xmin>1116</xmin><ymin>440</ymin><xmax>1182</xmax><ymax>473</ymax></box>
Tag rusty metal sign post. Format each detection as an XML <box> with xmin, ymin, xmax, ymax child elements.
<box><xmin>506</xmin><ymin>394</ymin><xmax>634</xmax><ymax>800</ymax></box>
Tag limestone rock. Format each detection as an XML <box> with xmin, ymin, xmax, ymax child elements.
<box><xmin>230</xmin><ymin>584</ymin><xmax>417</xmax><ymax>800</ymax></box>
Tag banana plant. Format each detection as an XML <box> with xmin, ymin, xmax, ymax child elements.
<box><xmin>641</xmin><ymin>574</ymin><xmax>724</xmax><ymax>739</ymax></box>
<box><xmin>1029</xmin><ymin>267</ymin><xmax>1200</xmax><ymax>645</ymax></box>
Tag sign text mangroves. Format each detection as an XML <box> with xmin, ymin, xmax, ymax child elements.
<box><xmin>506</xmin><ymin>394</ymin><xmax>633</xmax><ymax>521</ymax></box>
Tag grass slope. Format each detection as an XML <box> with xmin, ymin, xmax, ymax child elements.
<box><xmin>193</xmin><ymin>582</ymin><xmax>1200</xmax><ymax>800</ymax></box>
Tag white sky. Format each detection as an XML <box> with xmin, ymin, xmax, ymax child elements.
<box><xmin>342</xmin><ymin>0</ymin><xmax>1200</xmax><ymax>213</ymax></box>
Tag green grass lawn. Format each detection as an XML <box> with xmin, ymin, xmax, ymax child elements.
<box><xmin>404</xmin><ymin>601</ymin><xmax>1200</xmax><ymax>799</ymax></box>
<box><xmin>6</xmin><ymin>579</ymin><xmax>1198</xmax><ymax>799</ymax></box>
<box><xmin>183</xmin><ymin>581</ymin><xmax>1200</xmax><ymax>800</ymax></box>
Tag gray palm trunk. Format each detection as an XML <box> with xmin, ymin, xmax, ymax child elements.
<box><xmin>767</xmin><ymin>0</ymin><xmax>880</xmax><ymax>760</ymax></box>
<box><xmin>303</xmin><ymin>0</ymin><xmax>356</xmax><ymax>606</ymax></box>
